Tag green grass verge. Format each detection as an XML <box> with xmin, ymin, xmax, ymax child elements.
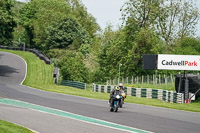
<box><xmin>0</xmin><ymin>120</ymin><xmax>33</xmax><ymax>133</ymax></box>
<box><xmin>1</xmin><ymin>49</ymin><xmax>200</xmax><ymax>113</ymax></box>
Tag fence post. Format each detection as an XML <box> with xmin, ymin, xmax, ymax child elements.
<box><xmin>159</xmin><ymin>74</ymin><xmax>161</xmax><ymax>84</ymax></box>
<box><xmin>164</xmin><ymin>74</ymin><xmax>167</xmax><ymax>85</ymax></box>
<box><xmin>131</xmin><ymin>76</ymin><xmax>133</xmax><ymax>84</ymax></box>
<box><xmin>171</xmin><ymin>74</ymin><xmax>173</xmax><ymax>84</ymax></box>
<box><xmin>92</xmin><ymin>83</ymin><xmax>94</xmax><ymax>91</ymax></box>
<box><xmin>142</xmin><ymin>75</ymin><xmax>144</xmax><ymax>84</ymax></box>
<box><xmin>153</xmin><ymin>74</ymin><xmax>155</xmax><ymax>85</ymax></box>
<box><xmin>147</xmin><ymin>75</ymin><xmax>149</xmax><ymax>84</ymax></box>
<box><xmin>155</xmin><ymin>73</ymin><xmax>157</xmax><ymax>85</ymax></box>
<box><xmin>164</xmin><ymin>74</ymin><xmax>165</xmax><ymax>84</ymax></box>
<box><xmin>127</xmin><ymin>77</ymin><xmax>129</xmax><ymax>84</ymax></box>
<box><xmin>137</xmin><ymin>76</ymin><xmax>138</xmax><ymax>84</ymax></box>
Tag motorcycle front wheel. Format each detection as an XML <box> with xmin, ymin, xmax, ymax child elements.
<box><xmin>119</xmin><ymin>99</ymin><xmax>123</xmax><ymax>108</ymax></box>
<box><xmin>114</xmin><ymin>102</ymin><xmax>119</xmax><ymax>112</ymax></box>
<box><xmin>110</xmin><ymin>103</ymin><xmax>114</xmax><ymax>112</ymax></box>
<box><xmin>110</xmin><ymin>107</ymin><xmax>114</xmax><ymax>112</ymax></box>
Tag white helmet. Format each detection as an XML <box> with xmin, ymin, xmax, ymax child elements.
<box><xmin>119</xmin><ymin>83</ymin><xmax>123</xmax><ymax>87</ymax></box>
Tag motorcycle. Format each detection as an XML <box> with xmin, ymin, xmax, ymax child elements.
<box><xmin>119</xmin><ymin>92</ymin><xmax>126</xmax><ymax>108</ymax></box>
<box><xmin>110</xmin><ymin>93</ymin><xmax>122</xmax><ymax>112</ymax></box>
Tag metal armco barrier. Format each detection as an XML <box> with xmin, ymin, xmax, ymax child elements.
<box><xmin>61</xmin><ymin>80</ymin><xmax>86</xmax><ymax>90</ymax></box>
<box><xmin>0</xmin><ymin>45</ymin><xmax>51</xmax><ymax>64</ymax></box>
<box><xmin>92</xmin><ymin>84</ymin><xmax>184</xmax><ymax>103</ymax></box>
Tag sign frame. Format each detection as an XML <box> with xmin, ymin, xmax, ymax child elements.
<box><xmin>157</xmin><ymin>54</ymin><xmax>200</xmax><ymax>71</ymax></box>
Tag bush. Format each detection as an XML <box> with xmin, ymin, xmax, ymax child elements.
<box><xmin>59</xmin><ymin>52</ymin><xmax>89</xmax><ymax>83</ymax></box>
<box><xmin>45</xmin><ymin>17</ymin><xmax>91</xmax><ymax>50</ymax></box>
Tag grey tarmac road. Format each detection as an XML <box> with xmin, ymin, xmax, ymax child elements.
<box><xmin>0</xmin><ymin>51</ymin><xmax>200</xmax><ymax>133</ymax></box>
<box><xmin>0</xmin><ymin>103</ymin><xmax>130</xmax><ymax>133</ymax></box>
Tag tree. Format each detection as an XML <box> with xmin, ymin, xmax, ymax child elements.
<box><xmin>19</xmin><ymin>2</ymin><xmax>36</xmax><ymax>47</ymax></box>
<box><xmin>98</xmin><ymin>25</ymin><xmax>125</xmax><ymax>80</ymax></box>
<box><xmin>45</xmin><ymin>17</ymin><xmax>91</xmax><ymax>50</ymax></box>
<box><xmin>98</xmin><ymin>25</ymin><xmax>163</xmax><ymax>81</ymax></box>
<box><xmin>12</xmin><ymin>1</ymin><xmax>26</xmax><ymax>22</ymax></box>
<box><xmin>121</xmin><ymin>0</ymin><xmax>165</xmax><ymax>52</ymax></box>
<box><xmin>19</xmin><ymin>0</ymin><xmax>99</xmax><ymax>50</ymax></box>
<box><xmin>20</xmin><ymin>0</ymin><xmax>71</xmax><ymax>49</ymax></box>
<box><xmin>32</xmin><ymin>0</ymin><xmax>71</xmax><ymax>49</ymax></box>
<box><xmin>0</xmin><ymin>0</ymin><xmax>16</xmax><ymax>45</ymax></box>
<box><xmin>123</xmin><ymin>28</ymin><xmax>163</xmax><ymax>76</ymax></box>
<box><xmin>156</xmin><ymin>0</ymin><xmax>199</xmax><ymax>45</ymax></box>
<box><xmin>157</xmin><ymin>0</ymin><xmax>180</xmax><ymax>45</ymax></box>
<box><xmin>66</xmin><ymin>0</ymin><xmax>100</xmax><ymax>38</ymax></box>
<box><xmin>58</xmin><ymin>51</ymin><xmax>89</xmax><ymax>82</ymax></box>
<box><xmin>122</xmin><ymin>0</ymin><xmax>199</xmax><ymax>46</ymax></box>
<box><xmin>173</xmin><ymin>37</ymin><xmax>200</xmax><ymax>55</ymax></box>
<box><xmin>121</xmin><ymin>0</ymin><xmax>162</xmax><ymax>29</ymax></box>
<box><xmin>178</xmin><ymin>1</ymin><xmax>199</xmax><ymax>39</ymax></box>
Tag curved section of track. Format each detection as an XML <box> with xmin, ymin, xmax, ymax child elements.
<box><xmin>0</xmin><ymin>51</ymin><xmax>26</xmax><ymax>85</ymax></box>
<box><xmin>0</xmin><ymin>51</ymin><xmax>200</xmax><ymax>133</ymax></box>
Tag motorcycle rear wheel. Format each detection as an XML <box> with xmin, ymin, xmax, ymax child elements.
<box><xmin>119</xmin><ymin>99</ymin><xmax>123</xmax><ymax>108</ymax></box>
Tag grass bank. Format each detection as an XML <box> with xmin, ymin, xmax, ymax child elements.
<box><xmin>0</xmin><ymin>49</ymin><xmax>54</xmax><ymax>87</ymax></box>
<box><xmin>0</xmin><ymin>120</ymin><xmax>33</xmax><ymax>133</ymax></box>
<box><xmin>1</xmin><ymin>49</ymin><xmax>200</xmax><ymax>113</ymax></box>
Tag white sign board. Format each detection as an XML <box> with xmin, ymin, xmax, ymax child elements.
<box><xmin>157</xmin><ymin>54</ymin><xmax>200</xmax><ymax>71</ymax></box>
<box><xmin>189</xmin><ymin>93</ymin><xmax>195</xmax><ymax>100</ymax></box>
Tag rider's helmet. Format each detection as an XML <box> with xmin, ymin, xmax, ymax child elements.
<box><xmin>119</xmin><ymin>83</ymin><xmax>123</xmax><ymax>89</ymax></box>
<box><xmin>115</xmin><ymin>87</ymin><xmax>120</xmax><ymax>91</ymax></box>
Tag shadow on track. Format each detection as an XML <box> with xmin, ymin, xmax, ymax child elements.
<box><xmin>0</xmin><ymin>65</ymin><xmax>19</xmax><ymax>77</ymax></box>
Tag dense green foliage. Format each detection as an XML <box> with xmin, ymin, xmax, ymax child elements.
<box><xmin>19</xmin><ymin>0</ymin><xmax>71</xmax><ymax>49</ymax></box>
<box><xmin>47</xmin><ymin>49</ymin><xmax>90</xmax><ymax>83</ymax></box>
<box><xmin>60</xmin><ymin>55</ymin><xmax>89</xmax><ymax>82</ymax></box>
<box><xmin>45</xmin><ymin>18</ymin><xmax>91</xmax><ymax>50</ymax></box>
<box><xmin>1</xmin><ymin>0</ymin><xmax>200</xmax><ymax>83</ymax></box>
<box><xmin>98</xmin><ymin>26</ymin><xmax>164</xmax><ymax>81</ymax></box>
<box><xmin>0</xmin><ymin>0</ymin><xmax>16</xmax><ymax>45</ymax></box>
<box><xmin>18</xmin><ymin>0</ymin><xmax>99</xmax><ymax>50</ymax></box>
<box><xmin>173</xmin><ymin>37</ymin><xmax>200</xmax><ymax>55</ymax></box>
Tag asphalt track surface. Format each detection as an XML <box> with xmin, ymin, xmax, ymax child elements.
<box><xmin>0</xmin><ymin>51</ymin><xmax>200</xmax><ymax>133</ymax></box>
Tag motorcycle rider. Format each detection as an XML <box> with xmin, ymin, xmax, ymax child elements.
<box><xmin>118</xmin><ymin>83</ymin><xmax>126</xmax><ymax>104</ymax></box>
<box><xmin>109</xmin><ymin>83</ymin><xmax>124</xmax><ymax>104</ymax></box>
<box><xmin>118</xmin><ymin>83</ymin><xmax>124</xmax><ymax>91</ymax></box>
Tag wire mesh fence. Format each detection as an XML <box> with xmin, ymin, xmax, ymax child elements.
<box><xmin>106</xmin><ymin>74</ymin><xmax>175</xmax><ymax>85</ymax></box>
